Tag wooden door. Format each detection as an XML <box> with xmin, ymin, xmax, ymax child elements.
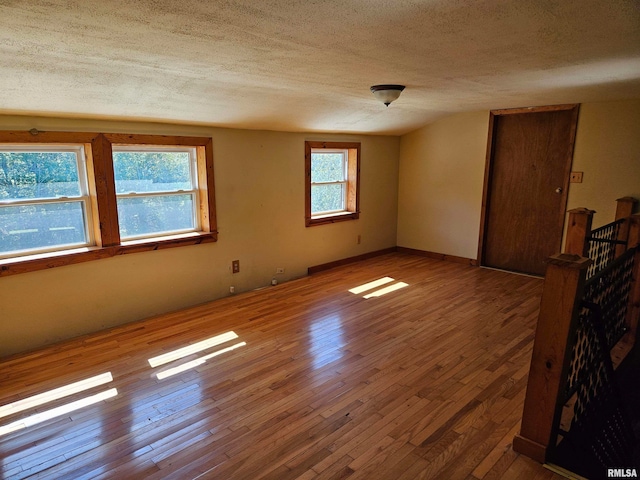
<box><xmin>479</xmin><ymin>105</ymin><xmax>579</xmax><ymax>276</ymax></box>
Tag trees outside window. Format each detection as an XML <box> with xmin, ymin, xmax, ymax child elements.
<box><xmin>0</xmin><ymin>147</ymin><xmax>92</xmax><ymax>257</ymax></box>
<box><xmin>0</xmin><ymin>131</ymin><xmax>216</xmax><ymax>276</ymax></box>
<box><xmin>305</xmin><ymin>141</ymin><xmax>360</xmax><ymax>227</ymax></box>
<box><xmin>113</xmin><ymin>148</ymin><xmax>199</xmax><ymax>239</ymax></box>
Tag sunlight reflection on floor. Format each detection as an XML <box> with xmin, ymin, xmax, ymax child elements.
<box><xmin>310</xmin><ymin>314</ymin><xmax>345</xmax><ymax>370</ymax></box>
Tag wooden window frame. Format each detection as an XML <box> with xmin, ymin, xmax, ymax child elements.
<box><xmin>0</xmin><ymin>131</ymin><xmax>217</xmax><ymax>277</ymax></box>
<box><xmin>305</xmin><ymin>141</ymin><xmax>360</xmax><ymax>227</ymax></box>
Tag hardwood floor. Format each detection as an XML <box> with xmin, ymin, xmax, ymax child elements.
<box><xmin>0</xmin><ymin>253</ymin><xmax>562</xmax><ymax>479</ymax></box>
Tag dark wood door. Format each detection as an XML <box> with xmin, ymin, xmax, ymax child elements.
<box><xmin>480</xmin><ymin>105</ymin><xmax>579</xmax><ymax>276</ymax></box>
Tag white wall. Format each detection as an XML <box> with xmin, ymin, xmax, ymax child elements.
<box><xmin>0</xmin><ymin>115</ymin><xmax>400</xmax><ymax>358</ymax></box>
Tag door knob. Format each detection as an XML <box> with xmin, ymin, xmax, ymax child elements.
<box><xmin>555</xmin><ymin>187</ymin><xmax>563</xmax><ymax>194</ymax></box>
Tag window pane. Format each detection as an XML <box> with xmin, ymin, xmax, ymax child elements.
<box><xmin>117</xmin><ymin>194</ymin><xmax>195</xmax><ymax>239</ymax></box>
<box><xmin>0</xmin><ymin>151</ymin><xmax>81</xmax><ymax>201</ymax></box>
<box><xmin>0</xmin><ymin>202</ymin><xmax>88</xmax><ymax>255</ymax></box>
<box><xmin>311</xmin><ymin>152</ymin><xmax>345</xmax><ymax>183</ymax></box>
<box><xmin>113</xmin><ymin>151</ymin><xmax>193</xmax><ymax>194</ymax></box>
<box><xmin>311</xmin><ymin>184</ymin><xmax>345</xmax><ymax>214</ymax></box>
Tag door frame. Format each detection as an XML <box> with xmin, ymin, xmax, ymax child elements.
<box><xmin>477</xmin><ymin>104</ymin><xmax>580</xmax><ymax>270</ymax></box>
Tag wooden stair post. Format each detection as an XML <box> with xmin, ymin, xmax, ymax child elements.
<box><xmin>615</xmin><ymin>197</ymin><xmax>638</xmax><ymax>257</ymax></box>
<box><xmin>625</xmin><ymin>214</ymin><xmax>640</xmax><ymax>344</ymax></box>
<box><xmin>629</xmin><ymin>214</ymin><xmax>640</xmax><ymax>249</ymax></box>
<box><xmin>564</xmin><ymin>208</ymin><xmax>595</xmax><ymax>256</ymax></box>
<box><xmin>616</xmin><ymin>197</ymin><xmax>637</xmax><ymax>221</ymax></box>
<box><xmin>513</xmin><ymin>253</ymin><xmax>591</xmax><ymax>463</ymax></box>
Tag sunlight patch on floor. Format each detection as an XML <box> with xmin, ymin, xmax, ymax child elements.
<box><xmin>363</xmin><ymin>282</ymin><xmax>409</xmax><ymax>299</ymax></box>
<box><xmin>155</xmin><ymin>342</ymin><xmax>246</xmax><ymax>380</ymax></box>
<box><xmin>0</xmin><ymin>372</ymin><xmax>113</xmax><ymax>420</ymax></box>
<box><xmin>0</xmin><ymin>372</ymin><xmax>117</xmax><ymax>438</ymax></box>
<box><xmin>349</xmin><ymin>277</ymin><xmax>409</xmax><ymax>299</ymax></box>
<box><xmin>148</xmin><ymin>331</ymin><xmax>239</xmax><ymax>368</ymax></box>
<box><xmin>0</xmin><ymin>388</ymin><xmax>118</xmax><ymax>437</ymax></box>
<box><xmin>348</xmin><ymin>276</ymin><xmax>394</xmax><ymax>294</ymax></box>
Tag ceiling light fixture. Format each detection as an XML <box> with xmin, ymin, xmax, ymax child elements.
<box><xmin>370</xmin><ymin>84</ymin><xmax>405</xmax><ymax>106</ymax></box>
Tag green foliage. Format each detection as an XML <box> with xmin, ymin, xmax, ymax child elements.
<box><xmin>0</xmin><ymin>151</ymin><xmax>86</xmax><ymax>254</ymax></box>
<box><xmin>0</xmin><ymin>151</ymin><xmax>80</xmax><ymax>200</ymax></box>
<box><xmin>113</xmin><ymin>151</ymin><xmax>191</xmax><ymax>193</ymax></box>
<box><xmin>113</xmin><ymin>151</ymin><xmax>196</xmax><ymax>238</ymax></box>
<box><xmin>0</xmin><ymin>149</ymin><xmax>198</xmax><ymax>254</ymax></box>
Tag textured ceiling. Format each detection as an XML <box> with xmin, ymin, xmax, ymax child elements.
<box><xmin>1</xmin><ymin>0</ymin><xmax>639</xmax><ymax>135</ymax></box>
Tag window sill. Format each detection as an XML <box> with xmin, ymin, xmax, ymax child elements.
<box><xmin>0</xmin><ymin>231</ymin><xmax>217</xmax><ymax>277</ymax></box>
<box><xmin>306</xmin><ymin>211</ymin><xmax>359</xmax><ymax>227</ymax></box>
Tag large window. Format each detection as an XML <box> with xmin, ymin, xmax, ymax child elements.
<box><xmin>0</xmin><ymin>131</ymin><xmax>217</xmax><ymax>276</ymax></box>
<box><xmin>305</xmin><ymin>141</ymin><xmax>360</xmax><ymax>227</ymax></box>
<box><xmin>113</xmin><ymin>147</ymin><xmax>200</xmax><ymax>240</ymax></box>
<box><xmin>0</xmin><ymin>146</ymin><xmax>93</xmax><ymax>258</ymax></box>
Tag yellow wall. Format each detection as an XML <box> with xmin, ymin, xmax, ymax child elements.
<box><xmin>397</xmin><ymin>99</ymin><xmax>640</xmax><ymax>259</ymax></box>
<box><xmin>397</xmin><ymin>111</ymin><xmax>489</xmax><ymax>259</ymax></box>
<box><xmin>568</xmin><ymin>100</ymin><xmax>640</xmax><ymax>226</ymax></box>
<box><xmin>4</xmin><ymin>98</ymin><xmax>638</xmax><ymax>357</ymax></box>
<box><xmin>0</xmin><ymin>116</ymin><xmax>400</xmax><ymax>358</ymax></box>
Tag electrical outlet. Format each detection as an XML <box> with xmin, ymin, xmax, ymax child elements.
<box><xmin>570</xmin><ymin>171</ymin><xmax>583</xmax><ymax>183</ymax></box>
<box><xmin>232</xmin><ymin>260</ymin><xmax>240</xmax><ymax>273</ymax></box>
<box><xmin>276</xmin><ymin>267</ymin><xmax>285</xmax><ymax>274</ymax></box>
<box><xmin>229</xmin><ymin>286</ymin><xmax>235</xmax><ymax>294</ymax></box>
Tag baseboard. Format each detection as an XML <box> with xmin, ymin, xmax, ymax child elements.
<box><xmin>308</xmin><ymin>247</ymin><xmax>397</xmax><ymax>274</ymax></box>
<box><xmin>308</xmin><ymin>246</ymin><xmax>478</xmax><ymax>274</ymax></box>
<box><xmin>396</xmin><ymin>246</ymin><xmax>478</xmax><ymax>266</ymax></box>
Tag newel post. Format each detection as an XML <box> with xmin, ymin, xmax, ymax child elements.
<box><xmin>513</xmin><ymin>253</ymin><xmax>591</xmax><ymax>463</ymax></box>
<box><xmin>615</xmin><ymin>197</ymin><xmax>637</xmax><ymax>221</ymax></box>
<box><xmin>625</xmin><ymin>215</ymin><xmax>640</xmax><ymax>344</ymax></box>
<box><xmin>616</xmin><ymin>197</ymin><xmax>638</xmax><ymax>257</ymax></box>
<box><xmin>564</xmin><ymin>208</ymin><xmax>595</xmax><ymax>256</ymax></box>
<box><xmin>628</xmin><ymin>214</ymin><xmax>640</xmax><ymax>249</ymax></box>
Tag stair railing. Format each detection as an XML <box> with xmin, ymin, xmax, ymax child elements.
<box><xmin>513</xmin><ymin>199</ymin><xmax>640</xmax><ymax>470</ymax></box>
<box><xmin>565</xmin><ymin>197</ymin><xmax>637</xmax><ymax>278</ymax></box>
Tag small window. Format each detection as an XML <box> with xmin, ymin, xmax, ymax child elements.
<box><xmin>112</xmin><ymin>147</ymin><xmax>200</xmax><ymax>240</ymax></box>
<box><xmin>305</xmin><ymin>141</ymin><xmax>360</xmax><ymax>227</ymax></box>
<box><xmin>310</xmin><ymin>149</ymin><xmax>348</xmax><ymax>215</ymax></box>
<box><xmin>0</xmin><ymin>146</ymin><xmax>93</xmax><ymax>258</ymax></box>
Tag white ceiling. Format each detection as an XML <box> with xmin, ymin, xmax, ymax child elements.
<box><xmin>1</xmin><ymin>0</ymin><xmax>639</xmax><ymax>135</ymax></box>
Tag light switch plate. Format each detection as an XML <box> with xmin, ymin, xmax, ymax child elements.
<box><xmin>570</xmin><ymin>172</ymin><xmax>583</xmax><ymax>183</ymax></box>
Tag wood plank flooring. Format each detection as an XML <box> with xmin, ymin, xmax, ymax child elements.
<box><xmin>0</xmin><ymin>253</ymin><xmax>562</xmax><ymax>479</ymax></box>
